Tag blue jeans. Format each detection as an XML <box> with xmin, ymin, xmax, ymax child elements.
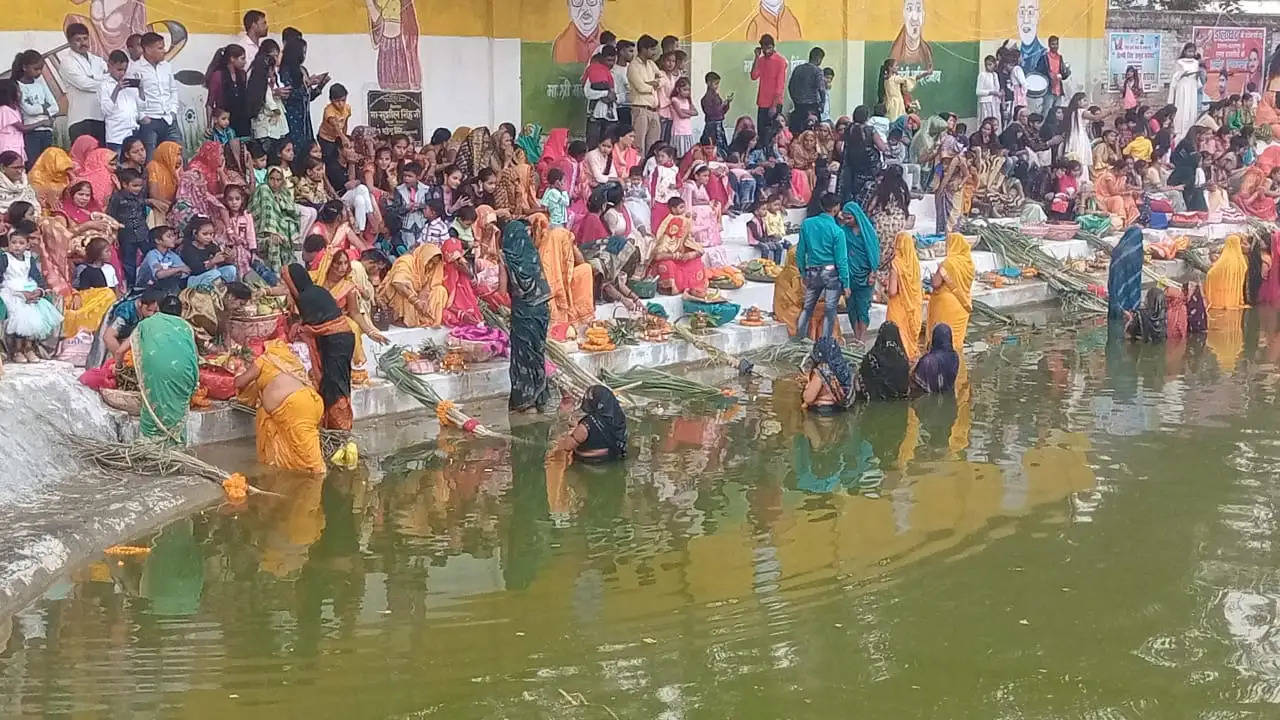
<box><xmin>120</xmin><ymin>238</ymin><xmax>152</xmax><ymax>290</ymax></box>
<box><xmin>795</xmin><ymin>266</ymin><xmax>842</xmax><ymax>339</ymax></box>
<box><xmin>250</xmin><ymin>257</ymin><xmax>279</xmax><ymax>286</ymax></box>
<box><xmin>729</xmin><ymin>173</ymin><xmax>757</xmax><ymax>211</ymax></box>
<box><xmin>136</xmin><ymin>117</ymin><xmax>183</xmax><ymax>160</ymax></box>
<box><xmin>187</xmin><ymin>265</ymin><xmax>237</xmax><ymax>289</ymax></box>
<box><xmin>756</xmin><ymin>239</ymin><xmax>786</xmax><ymax>264</ymax></box>
<box><xmin>24</xmin><ymin>131</ymin><xmax>52</xmax><ymax>170</ymax></box>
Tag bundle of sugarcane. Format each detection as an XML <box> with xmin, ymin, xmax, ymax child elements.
<box><xmin>1177</xmin><ymin>248</ymin><xmax>1211</xmax><ymax>274</ymax></box>
<box><xmin>978</xmin><ymin>224</ymin><xmax>1109</xmax><ymax>316</ymax></box>
<box><xmin>599</xmin><ymin>366</ymin><xmax>736</xmax><ymax>401</ymax></box>
<box><xmin>671</xmin><ymin>316</ymin><xmax>753</xmax><ymax>374</ymax></box>
<box><xmin>62</xmin><ymin>434</ymin><xmax>276</xmax><ymax>501</ymax></box>
<box><xmin>971</xmin><ymin>298</ymin><xmax>1019</xmax><ymax>326</ymax></box>
<box><xmin>1076</xmin><ymin>230</ymin><xmax>1172</xmax><ymax>285</ymax></box>
<box><xmin>744</xmin><ymin>338</ymin><xmax>865</xmax><ymax>370</ymax></box>
<box><xmin>378</xmin><ymin>347</ymin><xmax>514</xmax><ymax>440</ymax></box>
<box><xmin>480</xmin><ymin>302</ymin><xmax>635</xmax><ymax>406</ymax></box>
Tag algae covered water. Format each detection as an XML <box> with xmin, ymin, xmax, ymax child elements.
<box><xmin>5</xmin><ymin>312</ymin><xmax>1280</xmax><ymax>718</ymax></box>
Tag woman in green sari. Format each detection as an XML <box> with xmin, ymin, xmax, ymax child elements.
<box><xmin>249</xmin><ymin>166</ymin><xmax>301</xmax><ymax>271</ymax></box>
<box><xmin>128</xmin><ymin>308</ymin><xmax>200</xmax><ymax>444</ymax></box>
<box><xmin>501</xmin><ymin>219</ymin><xmax>555</xmax><ymax>413</ymax></box>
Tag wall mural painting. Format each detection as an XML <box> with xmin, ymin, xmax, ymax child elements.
<box><xmin>745</xmin><ymin>0</ymin><xmax>802</xmax><ymax>43</ymax></box>
<box><xmin>553</xmin><ymin>0</ymin><xmax>604</xmax><ymax>63</ymax></box>
<box><xmin>367</xmin><ymin>0</ymin><xmax>422</xmax><ymax>91</ymax></box>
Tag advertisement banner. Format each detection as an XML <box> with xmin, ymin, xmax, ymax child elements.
<box><xmin>1106</xmin><ymin>31</ymin><xmax>1161</xmax><ymax>92</ymax></box>
<box><xmin>1192</xmin><ymin>26</ymin><xmax>1266</xmax><ymax>98</ymax></box>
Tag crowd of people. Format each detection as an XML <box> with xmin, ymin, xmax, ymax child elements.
<box><xmin>5</xmin><ymin>14</ymin><xmax>1280</xmax><ymax>462</ymax></box>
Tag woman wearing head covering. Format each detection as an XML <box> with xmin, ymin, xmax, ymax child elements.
<box><xmin>858</xmin><ymin>321</ymin><xmax>910</xmax><ymax>400</ymax></box>
<box><xmin>1165</xmin><ymin>285</ymin><xmax>1188</xmax><ymax>341</ymax></box>
<box><xmin>146</xmin><ymin>141</ymin><xmax>183</xmax><ymax>209</ymax></box>
<box><xmin>73</xmin><ymin>147</ymin><xmax>117</xmax><ymax>213</ymax></box>
<box><xmin>471</xmin><ymin>204</ymin><xmax>510</xmax><ymax>309</ymax></box>
<box><xmin>376</xmin><ymin>241</ymin><xmax>450</xmax><ymax>327</ymax></box>
<box><xmin>884</xmin><ymin>231</ymin><xmax>923</xmax><ymax>359</ymax></box>
<box><xmin>926</xmin><ymin>233</ymin><xmax>975</xmax><ymax>350</ymax></box>
<box><xmin>772</xmin><ymin>246</ymin><xmax>841</xmax><ymax>341</ymax></box>
<box><xmin>530</xmin><ymin>213</ymin><xmax>593</xmax><ymax>332</ymax></box>
<box><xmin>502</xmin><ymin>218</ymin><xmax>554</xmax><ymax>413</ymax></box>
<box><xmin>1126</xmin><ymin>287</ymin><xmax>1167</xmax><ymax>342</ymax></box>
<box><xmin>248</xmin><ymin>166</ymin><xmax>301</xmax><ymax>271</ymax></box>
<box><xmin>282</xmin><ymin>263</ymin><xmax>356</xmax><ymax>430</ymax></box>
<box><xmin>310</xmin><ymin>249</ymin><xmax>387</xmax><ymax>383</ymax></box>
<box><xmin>1260</xmin><ymin>230</ymin><xmax>1280</xmax><ymax>307</ymax></box>
<box><xmin>841</xmin><ymin>200</ymin><xmax>879</xmax><ymax>341</ymax></box>
<box><xmin>1186</xmin><ymin>282</ymin><xmax>1209</xmax><ymax>334</ymax></box>
<box><xmin>121</xmin><ymin>309</ymin><xmax>199</xmax><ymax>443</ymax></box>
<box><xmin>455</xmin><ymin>127</ymin><xmax>495</xmax><ymax>181</ymax></box>
<box><xmin>440</xmin><ymin>232</ymin><xmax>484</xmax><ymax>326</ymax></box>
<box><xmin>650</xmin><ymin>203</ymin><xmax>708</xmax><ymax>296</ymax></box>
<box><xmin>1204</xmin><ymin>234</ymin><xmax>1248</xmax><ymax>310</ymax></box>
<box><xmin>28</xmin><ymin>146</ymin><xmax>73</xmax><ymax>209</ymax></box>
<box><xmin>912</xmin><ymin>324</ymin><xmax>960</xmax><ymax>394</ymax></box>
<box><xmin>0</xmin><ymin>151</ymin><xmax>40</xmax><ymax>216</ymax></box>
<box><xmin>803</xmin><ymin>336</ymin><xmax>855</xmax><ymax>412</ymax></box>
<box><xmin>69</xmin><ymin>135</ymin><xmax>99</xmax><ymax>171</ymax></box>
<box><xmin>556</xmin><ymin>384</ymin><xmax>627</xmax><ymax>461</ymax></box>
<box><xmin>234</xmin><ymin>339</ymin><xmax>326</xmax><ymax>474</ymax></box>
<box><xmin>495</xmin><ymin>145</ymin><xmax>542</xmax><ymax>217</ymax></box>
<box><xmin>170</xmin><ymin>142</ymin><xmax>228</xmax><ymax>234</ymax></box>
<box><xmin>1107</xmin><ymin>226</ymin><xmax>1144</xmax><ymax>320</ymax></box>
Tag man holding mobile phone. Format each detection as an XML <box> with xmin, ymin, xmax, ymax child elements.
<box><xmin>750</xmin><ymin>34</ymin><xmax>787</xmax><ymax>149</ymax></box>
<box><xmin>99</xmin><ymin>50</ymin><xmax>141</xmax><ymax>152</ymax></box>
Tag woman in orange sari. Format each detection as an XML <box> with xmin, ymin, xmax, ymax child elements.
<box><xmin>376</xmin><ymin>242</ymin><xmax>450</xmax><ymax>327</ymax></box>
<box><xmin>146</xmin><ymin>141</ymin><xmax>183</xmax><ymax>211</ymax></box>
<box><xmin>312</xmin><ymin>249</ymin><xmax>388</xmax><ymax>381</ymax></box>
<box><xmin>650</xmin><ymin>200</ymin><xmax>708</xmax><ymax>295</ymax></box>
<box><xmin>787</xmin><ymin>130</ymin><xmax>818</xmax><ymax>206</ymax></box>
<box><xmin>234</xmin><ymin>339</ymin><xmax>326</xmax><ymax>474</ymax></box>
<box><xmin>1093</xmin><ymin>158</ymin><xmax>1140</xmax><ymax>225</ymax></box>
<box><xmin>530</xmin><ymin>213</ymin><xmax>594</xmax><ymax>331</ymax></box>
<box><xmin>1234</xmin><ymin>163</ymin><xmax>1280</xmax><ymax>221</ymax></box>
<box><xmin>495</xmin><ymin>146</ymin><xmax>542</xmax><ymax>217</ymax></box>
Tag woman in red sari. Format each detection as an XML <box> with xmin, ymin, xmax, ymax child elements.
<box><xmin>650</xmin><ymin>198</ymin><xmax>708</xmax><ymax>295</ymax></box>
<box><xmin>1234</xmin><ymin>163</ymin><xmax>1280</xmax><ymax>221</ymax></box>
<box><xmin>440</xmin><ymin>233</ymin><xmax>484</xmax><ymax>325</ymax></box>
<box><xmin>679</xmin><ymin>138</ymin><xmax>732</xmax><ymax>208</ymax></box>
<box><xmin>1260</xmin><ymin>230</ymin><xmax>1280</xmax><ymax>306</ymax></box>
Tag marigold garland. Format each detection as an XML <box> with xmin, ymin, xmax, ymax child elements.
<box><xmin>104</xmin><ymin>545</ymin><xmax>150</xmax><ymax>556</ymax></box>
<box><xmin>436</xmin><ymin>399</ymin><xmax>456</xmax><ymax>427</ymax></box>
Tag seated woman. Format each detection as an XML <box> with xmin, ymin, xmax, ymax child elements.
<box><xmin>311</xmin><ymin>199</ymin><xmax>368</xmax><ymax>261</ymax></box>
<box><xmin>495</xmin><ymin>144</ymin><xmax>542</xmax><ymax>217</ymax></box>
<box><xmin>787</xmin><ymin>129</ymin><xmax>818</xmax><ymax>207</ymax></box>
<box><xmin>376</xmin><ymin>241</ymin><xmax>450</xmax><ymax>327</ymax></box>
<box><xmin>650</xmin><ymin>197</ymin><xmax>708</xmax><ymax>297</ymax></box>
<box><xmin>802</xmin><ymin>337</ymin><xmax>855</xmax><ymax>413</ymax></box>
<box><xmin>0</xmin><ymin>152</ymin><xmax>40</xmax><ymax>218</ymax></box>
<box><xmin>858</xmin><ymin>321</ymin><xmax>911</xmax><ymax>400</ymax></box>
<box><xmin>169</xmin><ymin>142</ymin><xmax>228</xmax><ymax>234</ymax></box>
<box><xmin>1093</xmin><ymin>158</ymin><xmax>1140</xmax><ymax>225</ymax></box>
<box><xmin>440</xmin><ymin>233</ymin><xmax>484</xmax><ymax>326</ymax></box>
<box><xmin>1233</xmin><ymin>162</ymin><xmax>1280</xmax><ymax>221</ymax></box>
<box><xmin>234</xmin><ymin>339</ymin><xmax>326</xmax><ymax>474</ymax></box>
<box><xmin>911</xmin><ymin>324</ymin><xmax>960</xmax><ymax>394</ymax></box>
<box><xmin>28</xmin><ymin>147</ymin><xmax>73</xmax><ymax>211</ymax></box>
<box><xmin>249</xmin><ymin>167</ymin><xmax>301</xmax><ymax>271</ymax></box>
<box><xmin>145</xmin><ymin>141</ymin><xmax>183</xmax><ymax>218</ymax></box>
<box><xmin>530</xmin><ymin>214</ymin><xmax>594</xmax><ymax>332</ymax></box>
<box><xmin>64</xmin><ymin>236</ymin><xmax>122</xmax><ymax>338</ymax></box>
<box><xmin>555</xmin><ymin>385</ymin><xmax>628</xmax><ymax>462</ymax></box>
<box><xmin>283</xmin><ymin>263</ymin><xmax>357</xmax><ymax>430</ymax></box>
<box><xmin>680</xmin><ymin>163</ymin><xmax>727</xmax><ymax>268</ymax></box>
<box><xmin>471</xmin><ymin>205</ymin><xmax>510</xmax><ymax>308</ymax></box>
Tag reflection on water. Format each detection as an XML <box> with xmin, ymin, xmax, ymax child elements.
<box><xmin>10</xmin><ymin>313</ymin><xmax>1280</xmax><ymax>717</ymax></box>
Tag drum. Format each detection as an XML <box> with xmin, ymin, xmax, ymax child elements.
<box><xmin>1026</xmin><ymin>72</ymin><xmax>1050</xmax><ymax>99</ymax></box>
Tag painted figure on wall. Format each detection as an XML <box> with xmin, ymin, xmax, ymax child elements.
<box><xmin>1017</xmin><ymin>0</ymin><xmax>1045</xmax><ymax>75</ymax></box>
<box><xmin>888</xmin><ymin>0</ymin><xmax>933</xmax><ymax>72</ymax></box>
<box><xmin>64</xmin><ymin>0</ymin><xmax>147</xmax><ymax>55</ymax></box>
<box><xmin>745</xmin><ymin>0</ymin><xmax>802</xmax><ymax>43</ymax></box>
<box><xmin>367</xmin><ymin>0</ymin><xmax>421</xmax><ymax>91</ymax></box>
<box><xmin>553</xmin><ymin>0</ymin><xmax>603</xmax><ymax>64</ymax></box>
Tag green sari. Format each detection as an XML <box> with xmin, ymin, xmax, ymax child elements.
<box><xmin>134</xmin><ymin>313</ymin><xmax>199</xmax><ymax>444</ymax></box>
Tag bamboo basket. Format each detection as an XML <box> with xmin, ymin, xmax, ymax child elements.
<box><xmin>227</xmin><ymin>312</ymin><xmax>284</xmax><ymax>345</ymax></box>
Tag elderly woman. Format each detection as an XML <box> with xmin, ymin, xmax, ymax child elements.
<box><xmin>0</xmin><ymin>151</ymin><xmax>39</xmax><ymax>216</ymax></box>
<box><xmin>495</xmin><ymin>144</ymin><xmax>542</xmax><ymax>217</ymax></box>
<box><xmin>376</xmin><ymin>241</ymin><xmax>450</xmax><ymax>327</ymax></box>
<box><xmin>170</xmin><ymin>142</ymin><xmax>229</xmax><ymax>234</ymax></box>
<box><xmin>248</xmin><ymin>167</ymin><xmax>300</xmax><ymax>271</ymax></box>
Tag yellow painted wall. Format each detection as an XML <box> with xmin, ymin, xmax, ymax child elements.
<box><xmin>2</xmin><ymin>0</ymin><xmax>1104</xmax><ymax>41</ymax></box>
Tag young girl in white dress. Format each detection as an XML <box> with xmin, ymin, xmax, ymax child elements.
<box><xmin>2</xmin><ymin>223</ymin><xmax>63</xmax><ymax>362</ymax></box>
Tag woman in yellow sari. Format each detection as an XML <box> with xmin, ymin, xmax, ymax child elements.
<box><xmin>377</xmin><ymin>242</ymin><xmax>450</xmax><ymax>327</ymax></box>
<box><xmin>926</xmin><ymin>232</ymin><xmax>975</xmax><ymax>350</ymax></box>
<box><xmin>28</xmin><ymin>147</ymin><xmax>73</xmax><ymax>210</ymax></box>
<box><xmin>772</xmin><ymin>246</ymin><xmax>840</xmax><ymax>341</ymax></box>
<box><xmin>1204</xmin><ymin>233</ymin><xmax>1248</xmax><ymax>310</ymax></box>
<box><xmin>884</xmin><ymin>231</ymin><xmax>923</xmax><ymax>360</ymax></box>
<box><xmin>529</xmin><ymin>214</ymin><xmax>594</xmax><ymax>330</ymax></box>
<box><xmin>63</xmin><ymin>236</ymin><xmax>121</xmax><ymax>337</ymax></box>
<box><xmin>234</xmin><ymin>339</ymin><xmax>326</xmax><ymax>474</ymax></box>
<box><xmin>146</xmin><ymin>141</ymin><xmax>183</xmax><ymax>210</ymax></box>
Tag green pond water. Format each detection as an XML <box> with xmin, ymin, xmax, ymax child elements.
<box><xmin>7</xmin><ymin>311</ymin><xmax>1280</xmax><ymax>719</ymax></box>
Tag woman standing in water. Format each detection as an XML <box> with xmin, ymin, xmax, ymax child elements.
<box><xmin>502</xmin><ymin>217</ymin><xmax>555</xmax><ymax>413</ymax></box>
<box><xmin>1108</xmin><ymin>227</ymin><xmax>1144</xmax><ymax>321</ymax></box>
<box><xmin>556</xmin><ymin>385</ymin><xmax>627</xmax><ymax>461</ymax></box>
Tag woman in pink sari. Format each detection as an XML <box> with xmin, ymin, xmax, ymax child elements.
<box><xmin>170</xmin><ymin>142</ymin><xmax>228</xmax><ymax>234</ymax></box>
<box><xmin>69</xmin><ymin>136</ymin><xmax>99</xmax><ymax>173</ymax></box>
<box><xmin>1259</xmin><ymin>230</ymin><xmax>1280</xmax><ymax>306</ymax></box>
<box><xmin>441</xmin><ymin>234</ymin><xmax>483</xmax><ymax>325</ymax></box>
<box><xmin>650</xmin><ymin>202</ymin><xmax>708</xmax><ymax>295</ymax></box>
<box><xmin>73</xmin><ymin>148</ymin><xmax>117</xmax><ymax>213</ymax></box>
<box><xmin>679</xmin><ymin>163</ymin><xmax>729</xmax><ymax>268</ymax></box>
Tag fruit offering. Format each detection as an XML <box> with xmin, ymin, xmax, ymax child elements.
<box><xmin>579</xmin><ymin>323</ymin><xmax>617</xmax><ymax>352</ymax></box>
<box><xmin>739</xmin><ymin>306</ymin><xmax>765</xmax><ymax>326</ymax></box>
<box><xmin>440</xmin><ymin>349</ymin><xmax>467</xmax><ymax>373</ymax></box>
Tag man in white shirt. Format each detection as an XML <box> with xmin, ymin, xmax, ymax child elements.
<box><xmin>99</xmin><ymin>50</ymin><xmax>140</xmax><ymax>151</ymax></box>
<box><xmin>61</xmin><ymin>23</ymin><xmax>109</xmax><ymax>144</ymax></box>
<box><xmin>126</xmin><ymin>32</ymin><xmax>182</xmax><ymax>158</ymax></box>
<box><xmin>125</xmin><ymin>34</ymin><xmax>144</xmax><ymax>72</ymax></box>
<box><xmin>238</xmin><ymin>10</ymin><xmax>268</xmax><ymax>66</ymax></box>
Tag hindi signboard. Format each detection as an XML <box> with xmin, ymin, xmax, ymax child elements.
<box><xmin>366</xmin><ymin>90</ymin><xmax>423</xmax><ymax>144</ymax></box>
<box><xmin>1192</xmin><ymin>26</ymin><xmax>1266</xmax><ymax>98</ymax></box>
<box><xmin>1107</xmin><ymin>31</ymin><xmax>1161</xmax><ymax>93</ymax></box>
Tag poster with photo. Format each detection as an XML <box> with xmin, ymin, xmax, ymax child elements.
<box><xmin>1192</xmin><ymin>26</ymin><xmax>1266</xmax><ymax>98</ymax></box>
<box><xmin>1106</xmin><ymin>32</ymin><xmax>1161</xmax><ymax>92</ymax></box>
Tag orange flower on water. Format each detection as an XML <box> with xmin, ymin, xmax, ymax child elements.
<box><xmin>436</xmin><ymin>399</ymin><xmax>456</xmax><ymax>427</ymax></box>
<box><xmin>223</xmin><ymin>473</ymin><xmax>248</xmax><ymax>503</ymax></box>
